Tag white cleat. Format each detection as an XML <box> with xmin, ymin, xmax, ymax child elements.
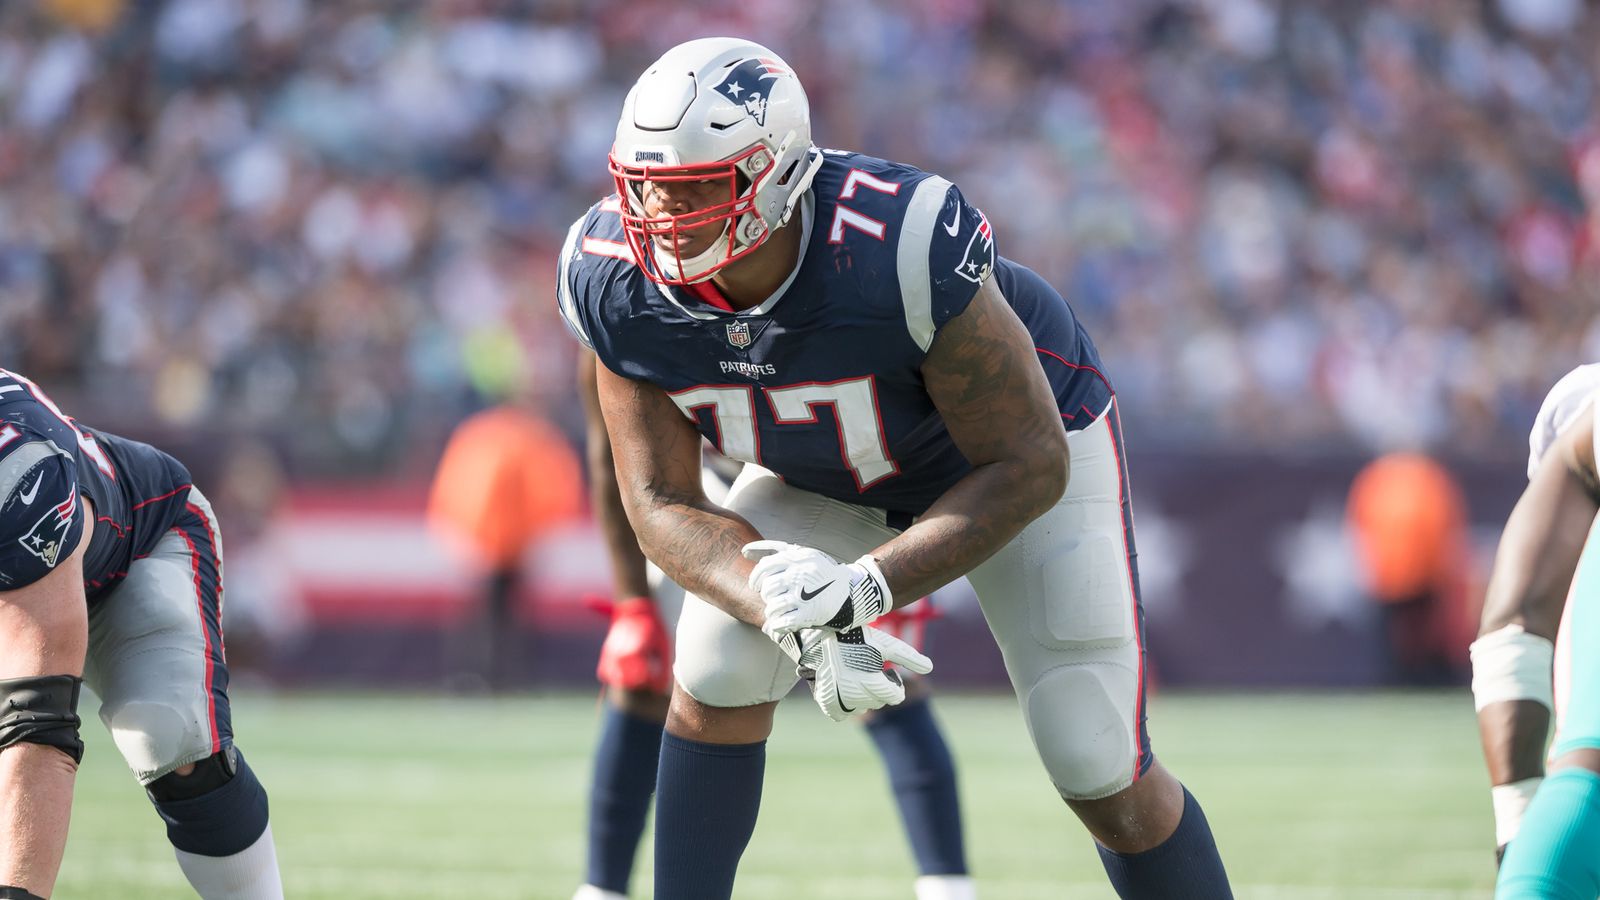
<box><xmin>572</xmin><ymin>886</ymin><xmax>627</xmax><ymax>900</ymax></box>
<box><xmin>915</xmin><ymin>874</ymin><xmax>977</xmax><ymax>900</ymax></box>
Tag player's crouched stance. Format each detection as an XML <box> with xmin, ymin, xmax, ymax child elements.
<box><xmin>0</xmin><ymin>369</ymin><xmax>281</xmax><ymax>900</ymax></box>
<box><xmin>574</xmin><ymin>353</ymin><xmax>975</xmax><ymax>899</ymax></box>
<box><xmin>559</xmin><ymin>38</ymin><xmax>1232</xmax><ymax>900</ymax></box>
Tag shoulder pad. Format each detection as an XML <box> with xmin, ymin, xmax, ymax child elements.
<box><xmin>0</xmin><ymin>427</ymin><xmax>82</xmax><ymax>590</ymax></box>
<box><xmin>557</xmin><ymin>197</ymin><xmax>640</xmax><ymax>350</ymax></box>
<box><xmin>1529</xmin><ymin>363</ymin><xmax>1600</xmax><ymax>479</ymax></box>
<box><xmin>895</xmin><ymin>176</ymin><xmax>994</xmax><ymax>352</ymax></box>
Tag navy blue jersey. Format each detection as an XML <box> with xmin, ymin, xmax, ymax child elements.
<box><xmin>559</xmin><ymin>150</ymin><xmax>1113</xmax><ymax>516</ymax></box>
<box><xmin>0</xmin><ymin>369</ymin><xmax>192</xmax><ymax>600</ymax></box>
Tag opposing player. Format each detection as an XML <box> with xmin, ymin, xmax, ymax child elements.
<box><xmin>573</xmin><ymin>350</ymin><xmax>975</xmax><ymax>900</ymax></box>
<box><xmin>1474</xmin><ymin>364</ymin><xmax>1600</xmax><ymax>895</ymax></box>
<box><xmin>0</xmin><ymin>369</ymin><xmax>281</xmax><ymax>900</ymax></box>
<box><xmin>557</xmin><ymin>38</ymin><xmax>1231</xmax><ymax>899</ymax></box>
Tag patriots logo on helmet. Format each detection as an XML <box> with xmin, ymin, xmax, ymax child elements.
<box><xmin>726</xmin><ymin>320</ymin><xmax>753</xmax><ymax>349</ymax></box>
<box><xmin>714</xmin><ymin>57</ymin><xmax>788</xmax><ymax>128</ymax></box>
<box><xmin>954</xmin><ymin>208</ymin><xmax>995</xmax><ymax>284</ymax></box>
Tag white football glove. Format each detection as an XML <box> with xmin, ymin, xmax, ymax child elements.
<box><xmin>776</xmin><ymin>625</ymin><xmax>934</xmax><ymax>722</ymax></box>
<box><xmin>743</xmin><ymin>540</ymin><xmax>893</xmax><ymax>639</ymax></box>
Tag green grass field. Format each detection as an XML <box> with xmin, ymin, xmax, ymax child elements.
<box><xmin>53</xmin><ymin>690</ymin><xmax>1497</xmax><ymax>899</ymax></box>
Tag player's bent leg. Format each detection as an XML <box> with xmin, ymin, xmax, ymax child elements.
<box><xmin>657</xmin><ymin>589</ymin><xmax>791</xmax><ymax>900</ymax></box>
<box><xmin>147</xmin><ymin>747</ymin><xmax>280</xmax><ymax>900</ymax></box>
<box><xmin>86</xmin><ymin>489</ymin><xmax>282</xmax><ymax>900</ymax></box>
<box><xmin>655</xmin><ymin>466</ymin><xmax>903</xmax><ymax>900</ymax></box>
<box><xmin>580</xmin><ymin>686</ymin><xmax>669</xmax><ymax>899</ymax></box>
<box><xmin>654</xmin><ymin>688</ymin><xmax>777</xmax><ymax>900</ymax></box>
<box><xmin>966</xmin><ymin>405</ymin><xmax>1230</xmax><ymax>898</ymax></box>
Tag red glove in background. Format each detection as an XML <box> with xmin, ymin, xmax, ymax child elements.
<box><xmin>595</xmin><ymin>597</ymin><xmax>673</xmax><ymax>693</ymax></box>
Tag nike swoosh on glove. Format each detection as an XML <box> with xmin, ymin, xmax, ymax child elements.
<box><xmin>743</xmin><ymin>540</ymin><xmax>892</xmax><ymax>639</ymax></box>
<box><xmin>775</xmin><ymin>624</ymin><xmax>932</xmax><ymax>722</ymax></box>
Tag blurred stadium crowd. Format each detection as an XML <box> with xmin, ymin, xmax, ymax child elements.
<box><xmin>3</xmin><ymin>0</ymin><xmax>1598</xmax><ymax>475</ymax></box>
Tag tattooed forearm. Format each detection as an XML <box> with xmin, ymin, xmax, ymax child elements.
<box><xmin>634</xmin><ymin>493</ymin><xmax>767</xmax><ymax>626</ymax></box>
<box><xmin>872</xmin><ymin>279</ymin><xmax>1070</xmax><ymax>602</ymax></box>
<box><xmin>598</xmin><ymin>363</ymin><xmax>767</xmax><ymax>626</ymax></box>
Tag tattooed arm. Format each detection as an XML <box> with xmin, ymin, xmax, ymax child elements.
<box><xmin>595</xmin><ymin>359</ymin><xmax>767</xmax><ymax>626</ymax></box>
<box><xmin>870</xmin><ymin>276</ymin><xmax>1070</xmax><ymax>603</ymax></box>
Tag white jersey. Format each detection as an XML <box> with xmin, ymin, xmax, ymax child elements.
<box><xmin>1528</xmin><ymin>363</ymin><xmax>1600</xmax><ymax>479</ymax></box>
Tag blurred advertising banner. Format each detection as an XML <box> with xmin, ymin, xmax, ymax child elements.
<box><xmin>243</xmin><ymin>452</ymin><xmax>1526</xmax><ymax>689</ymax></box>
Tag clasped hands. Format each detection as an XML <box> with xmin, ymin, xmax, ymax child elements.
<box><xmin>741</xmin><ymin>540</ymin><xmax>932</xmax><ymax>721</ymax></box>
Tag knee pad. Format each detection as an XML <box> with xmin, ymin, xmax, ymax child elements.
<box><xmin>0</xmin><ymin>888</ymin><xmax>45</xmax><ymax>900</ymax></box>
<box><xmin>1024</xmin><ymin>664</ymin><xmax>1137</xmax><ymax>800</ymax></box>
<box><xmin>103</xmin><ymin>699</ymin><xmax>211</xmax><ymax>784</ymax></box>
<box><xmin>0</xmin><ymin>674</ymin><xmax>83</xmax><ymax>764</ymax></box>
<box><xmin>148</xmin><ymin>745</ymin><xmax>239</xmax><ymax>802</ymax></box>
<box><xmin>674</xmin><ymin>596</ymin><xmax>795</xmax><ymax>708</ymax></box>
<box><xmin>148</xmin><ymin>746</ymin><xmax>270</xmax><ymax>857</ymax></box>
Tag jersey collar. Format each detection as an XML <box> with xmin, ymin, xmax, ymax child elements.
<box><xmin>653</xmin><ymin>190</ymin><xmax>814</xmax><ymax>320</ymax></box>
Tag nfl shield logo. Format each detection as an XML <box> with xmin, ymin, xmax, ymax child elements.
<box><xmin>726</xmin><ymin>321</ymin><xmax>752</xmax><ymax>349</ymax></box>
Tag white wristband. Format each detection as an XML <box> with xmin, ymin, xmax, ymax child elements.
<box><xmin>1470</xmin><ymin>624</ymin><xmax>1554</xmax><ymax>711</ymax></box>
<box><xmin>1492</xmin><ymin>777</ymin><xmax>1542</xmax><ymax>847</ymax></box>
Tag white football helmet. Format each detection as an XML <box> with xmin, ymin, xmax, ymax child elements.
<box><xmin>609</xmin><ymin>37</ymin><xmax>823</xmax><ymax>285</ymax></box>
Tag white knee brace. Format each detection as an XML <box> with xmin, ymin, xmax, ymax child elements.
<box><xmin>1024</xmin><ymin>664</ymin><xmax>1139</xmax><ymax>800</ymax></box>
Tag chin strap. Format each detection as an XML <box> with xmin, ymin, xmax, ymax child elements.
<box><xmin>776</xmin><ymin>146</ymin><xmax>825</xmax><ymax>228</ymax></box>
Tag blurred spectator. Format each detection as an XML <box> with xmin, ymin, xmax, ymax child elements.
<box><xmin>0</xmin><ymin>0</ymin><xmax>1597</xmax><ymax>472</ymax></box>
<box><xmin>428</xmin><ymin>390</ymin><xmax>583</xmax><ymax>691</ymax></box>
<box><xmin>1346</xmin><ymin>451</ymin><xmax>1472</xmax><ymax>685</ymax></box>
<box><xmin>210</xmin><ymin>436</ymin><xmax>307</xmax><ymax>666</ymax></box>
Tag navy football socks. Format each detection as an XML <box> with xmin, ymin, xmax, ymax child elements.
<box><xmin>583</xmin><ymin>705</ymin><xmax>665</xmax><ymax>893</ymax></box>
<box><xmin>1096</xmin><ymin>786</ymin><xmax>1233</xmax><ymax>899</ymax></box>
<box><xmin>653</xmin><ymin>733</ymin><xmax>765</xmax><ymax>900</ymax></box>
<box><xmin>865</xmin><ymin>696</ymin><xmax>969</xmax><ymax>876</ymax></box>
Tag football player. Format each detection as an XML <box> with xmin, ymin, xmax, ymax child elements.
<box><xmin>0</xmin><ymin>369</ymin><xmax>281</xmax><ymax>900</ymax></box>
<box><xmin>1474</xmin><ymin>364</ymin><xmax>1600</xmax><ymax>895</ymax></box>
<box><xmin>556</xmin><ymin>38</ymin><xmax>1231</xmax><ymax>900</ymax></box>
<box><xmin>573</xmin><ymin>350</ymin><xmax>974</xmax><ymax>900</ymax></box>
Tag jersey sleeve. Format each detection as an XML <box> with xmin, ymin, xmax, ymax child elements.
<box><xmin>1527</xmin><ymin>363</ymin><xmax>1600</xmax><ymax>479</ymax></box>
<box><xmin>894</xmin><ymin>178</ymin><xmax>996</xmax><ymax>353</ymax></box>
<box><xmin>0</xmin><ymin>428</ymin><xmax>83</xmax><ymax>591</ymax></box>
<box><xmin>555</xmin><ymin>212</ymin><xmax>595</xmax><ymax>351</ymax></box>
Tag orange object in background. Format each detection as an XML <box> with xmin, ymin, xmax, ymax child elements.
<box><xmin>428</xmin><ymin>405</ymin><xmax>583</xmax><ymax>571</ymax></box>
<box><xmin>1347</xmin><ymin>452</ymin><xmax>1473</xmax><ymax>684</ymax></box>
<box><xmin>1348</xmin><ymin>453</ymin><xmax>1467</xmax><ymax>603</ymax></box>
<box><xmin>428</xmin><ymin>404</ymin><xmax>584</xmax><ymax>691</ymax></box>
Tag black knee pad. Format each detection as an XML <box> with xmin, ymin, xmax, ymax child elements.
<box><xmin>148</xmin><ymin>745</ymin><xmax>270</xmax><ymax>857</ymax></box>
<box><xmin>0</xmin><ymin>886</ymin><xmax>47</xmax><ymax>899</ymax></box>
<box><xmin>147</xmin><ymin>744</ymin><xmax>240</xmax><ymax>802</ymax></box>
<box><xmin>0</xmin><ymin>674</ymin><xmax>83</xmax><ymax>764</ymax></box>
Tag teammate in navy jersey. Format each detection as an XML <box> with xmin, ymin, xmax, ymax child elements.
<box><xmin>573</xmin><ymin>350</ymin><xmax>974</xmax><ymax>900</ymax></box>
<box><xmin>0</xmin><ymin>370</ymin><xmax>281</xmax><ymax>900</ymax></box>
<box><xmin>559</xmin><ymin>38</ymin><xmax>1232</xmax><ymax>900</ymax></box>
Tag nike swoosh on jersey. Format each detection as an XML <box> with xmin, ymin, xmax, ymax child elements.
<box><xmin>942</xmin><ymin>201</ymin><xmax>961</xmax><ymax>236</ymax></box>
<box><xmin>17</xmin><ymin>475</ymin><xmax>40</xmax><ymax>506</ymax></box>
